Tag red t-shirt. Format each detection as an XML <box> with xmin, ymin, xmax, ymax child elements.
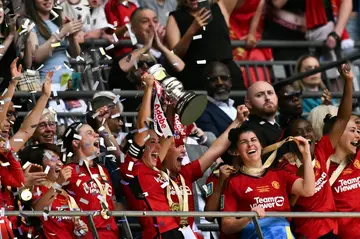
<box><xmin>328</xmin><ymin>150</ymin><xmax>360</xmax><ymax>239</ymax></box>
<box><xmin>279</xmin><ymin>135</ymin><xmax>337</xmax><ymax>239</ymax></box>
<box><xmin>104</xmin><ymin>0</ymin><xmax>137</xmax><ymax>57</ymax></box>
<box><xmin>205</xmin><ymin>173</ymin><xmax>236</xmax><ymax>239</ymax></box>
<box><xmin>65</xmin><ymin>163</ymin><xmax>119</xmax><ymax>239</ymax></box>
<box><xmin>222</xmin><ymin>169</ymin><xmax>298</xmax><ymax>212</ymax></box>
<box><xmin>120</xmin><ymin>154</ymin><xmax>179</xmax><ymax>239</ymax></box>
<box><xmin>169</xmin><ymin>160</ymin><xmax>202</xmax><ymax>228</ymax></box>
<box><xmin>33</xmin><ymin>185</ymin><xmax>74</xmax><ymax>239</ymax></box>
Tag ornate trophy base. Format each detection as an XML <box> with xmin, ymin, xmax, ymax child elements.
<box><xmin>176</xmin><ymin>93</ymin><xmax>208</xmax><ymax>126</ymax></box>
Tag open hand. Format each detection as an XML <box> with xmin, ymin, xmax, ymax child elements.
<box><xmin>42</xmin><ymin>71</ymin><xmax>53</xmax><ymax>98</ymax></box>
<box><xmin>10</xmin><ymin>57</ymin><xmax>22</xmax><ymax>85</ymax></box>
<box><xmin>24</xmin><ymin>164</ymin><xmax>47</xmax><ymax>187</ymax></box>
<box><xmin>321</xmin><ymin>89</ymin><xmax>332</xmax><ymax>105</ymax></box>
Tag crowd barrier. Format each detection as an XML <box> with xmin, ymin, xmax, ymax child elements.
<box><xmin>8</xmin><ymin>210</ymin><xmax>360</xmax><ymax>239</ymax></box>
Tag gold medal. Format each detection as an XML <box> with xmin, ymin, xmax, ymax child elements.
<box><xmin>170</xmin><ymin>203</ymin><xmax>180</xmax><ymax>211</ymax></box>
<box><xmin>101</xmin><ymin>209</ymin><xmax>110</xmax><ymax>220</ymax></box>
<box><xmin>180</xmin><ymin>218</ymin><xmax>188</xmax><ymax>226</ymax></box>
<box><xmin>20</xmin><ymin>188</ymin><xmax>32</xmax><ymax>201</ymax></box>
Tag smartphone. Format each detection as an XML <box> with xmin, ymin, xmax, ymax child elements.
<box><xmin>197</xmin><ymin>0</ymin><xmax>212</xmax><ymax>23</ymax></box>
<box><xmin>71</xmin><ymin>72</ymin><xmax>81</xmax><ymax>90</ymax></box>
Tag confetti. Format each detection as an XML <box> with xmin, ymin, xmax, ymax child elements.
<box><xmin>161</xmin><ymin>181</ymin><xmax>169</xmax><ymax>189</ymax></box>
<box><xmin>55</xmin><ymin>65</ymin><xmax>62</xmax><ymax>71</ymax></box>
<box><xmin>138</xmin><ymin>127</ymin><xmax>148</xmax><ymax>133</ymax></box>
<box><xmin>100</xmin><ymin>137</ymin><xmax>105</xmax><ymax>147</ymax></box>
<box><xmin>36</xmin><ymin>64</ymin><xmax>44</xmax><ymax>71</ymax></box>
<box><xmin>62</xmin><ymin>153</ymin><xmax>66</xmax><ymax>162</ymax></box>
<box><xmin>99</xmin><ymin>47</ymin><xmax>106</xmax><ymax>55</ymax></box>
<box><xmin>87</xmin><ymin>155</ymin><xmax>97</xmax><ymax>161</ymax></box>
<box><xmin>22</xmin><ymin>161</ymin><xmax>31</xmax><ymax>170</ymax></box>
<box><xmin>51</xmin><ymin>42</ymin><xmax>61</xmax><ymax>48</ymax></box>
<box><xmin>13</xmin><ymin>105</ymin><xmax>22</xmax><ymax>109</ymax></box>
<box><xmin>92</xmin><ymin>81</ymin><xmax>99</xmax><ymax>90</ymax></box>
<box><xmin>105</xmin><ymin>44</ymin><xmax>115</xmax><ymax>51</ymax></box>
<box><xmin>44</xmin><ymin>166</ymin><xmax>50</xmax><ymax>174</ymax></box>
<box><xmin>107</xmin><ymin>24</ymin><xmax>115</xmax><ymax>30</ymax></box>
<box><xmin>144</xmin><ymin>134</ymin><xmax>151</xmax><ymax>142</ymax></box>
<box><xmin>111</xmin><ymin>113</ymin><xmax>120</xmax><ymax>119</ymax></box>
<box><xmin>92</xmin><ymin>111</ymin><xmax>100</xmax><ymax>119</ymax></box>
<box><xmin>13</xmin><ymin>139</ymin><xmax>24</xmax><ymax>142</ymax></box>
<box><xmin>0</xmin><ymin>162</ymin><xmax>9</xmax><ymax>167</ymax></box>
<box><xmin>50</xmin><ymin>10</ymin><xmax>59</xmax><ymax>20</ymax></box>
<box><xmin>76</xmin><ymin>179</ymin><xmax>82</xmax><ymax>187</ymax></box>
<box><xmin>1</xmin><ymin>88</ymin><xmax>7</xmax><ymax>96</ymax></box>
<box><xmin>43</xmin><ymin>211</ymin><xmax>48</xmax><ymax>221</ymax></box>
<box><xmin>75</xmin><ymin>123</ymin><xmax>83</xmax><ymax>131</ymax></box>
<box><xmin>113</xmin><ymin>94</ymin><xmax>120</xmax><ymax>104</ymax></box>
<box><xmin>79</xmin><ymin>198</ymin><xmax>89</xmax><ymax>205</ymax></box>
<box><xmin>0</xmin><ymin>207</ymin><xmax>4</xmax><ymax>217</ymax></box>
<box><xmin>125</xmin><ymin>174</ymin><xmax>134</xmax><ymax>178</ymax></box>
<box><xmin>193</xmin><ymin>34</ymin><xmax>202</xmax><ymax>40</ymax></box>
<box><xmin>73</xmin><ymin>134</ymin><xmax>82</xmax><ymax>140</ymax></box>
<box><xmin>113</xmin><ymin>33</ymin><xmax>119</xmax><ymax>42</ymax></box>
<box><xmin>197</xmin><ymin>60</ymin><xmax>207</xmax><ymax>64</ymax></box>
<box><xmin>4</xmin><ymin>8</ymin><xmax>9</xmax><ymax>14</ymax></box>
<box><xmin>128</xmin><ymin>161</ymin><xmax>134</xmax><ymax>171</ymax></box>
<box><xmin>107</xmin><ymin>146</ymin><xmax>116</xmax><ymax>151</ymax></box>
<box><xmin>44</xmin><ymin>151</ymin><xmax>52</xmax><ymax>159</ymax></box>
<box><xmin>120</xmin><ymin>153</ymin><xmax>125</xmax><ymax>163</ymax></box>
<box><xmin>142</xmin><ymin>192</ymin><xmax>148</xmax><ymax>197</ymax></box>
<box><xmin>97</xmin><ymin>195</ymin><xmax>105</xmax><ymax>203</ymax></box>
<box><xmin>67</xmin><ymin>152</ymin><xmax>73</xmax><ymax>157</ymax></box>
<box><xmin>26</xmin><ymin>69</ymin><xmax>37</xmax><ymax>76</ymax></box>
<box><xmin>17</xmin><ymin>227</ymin><xmax>23</xmax><ymax>236</ymax></box>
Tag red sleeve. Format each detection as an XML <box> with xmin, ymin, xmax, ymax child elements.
<box><xmin>316</xmin><ymin>135</ymin><xmax>335</xmax><ymax>164</ymax></box>
<box><xmin>0</xmin><ymin>152</ymin><xmax>25</xmax><ymax>188</ymax></box>
<box><xmin>180</xmin><ymin>160</ymin><xmax>203</xmax><ymax>182</ymax></box>
<box><xmin>276</xmin><ymin>169</ymin><xmax>299</xmax><ymax>195</ymax></box>
<box><xmin>221</xmin><ymin>179</ymin><xmax>238</xmax><ymax>212</ymax></box>
<box><xmin>205</xmin><ymin>174</ymin><xmax>218</xmax><ymax>203</ymax></box>
<box><xmin>104</xmin><ymin>2</ymin><xmax>117</xmax><ymax>33</ymax></box>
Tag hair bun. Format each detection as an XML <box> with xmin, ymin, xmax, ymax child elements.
<box><xmin>323</xmin><ymin>114</ymin><xmax>333</xmax><ymax>123</ymax></box>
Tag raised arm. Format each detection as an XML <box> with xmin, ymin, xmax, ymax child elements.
<box><xmin>166</xmin><ymin>10</ymin><xmax>211</xmax><ymax>58</ymax></box>
<box><xmin>334</xmin><ymin>0</ymin><xmax>352</xmax><ymax>38</ymax></box>
<box><xmin>328</xmin><ymin>64</ymin><xmax>353</xmax><ymax>148</ymax></box>
<box><xmin>290</xmin><ymin>137</ymin><xmax>315</xmax><ymax>197</ymax></box>
<box><xmin>218</xmin><ymin>0</ymin><xmax>244</xmax><ymax>25</ymax></box>
<box><xmin>246</xmin><ymin>0</ymin><xmax>264</xmax><ymax>48</ymax></box>
<box><xmin>198</xmin><ymin>105</ymin><xmax>248</xmax><ymax>173</ymax></box>
<box><xmin>271</xmin><ymin>0</ymin><xmax>288</xmax><ymax>9</ymax></box>
<box><xmin>0</xmin><ymin>58</ymin><xmax>21</xmax><ymax>125</ymax></box>
<box><xmin>133</xmin><ymin>73</ymin><xmax>154</xmax><ymax>148</ymax></box>
<box><xmin>10</xmin><ymin>72</ymin><xmax>52</xmax><ymax>152</ymax></box>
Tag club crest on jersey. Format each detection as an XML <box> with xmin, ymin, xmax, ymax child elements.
<box><xmin>314</xmin><ymin>160</ymin><xmax>321</xmax><ymax>169</ymax></box>
<box><xmin>206</xmin><ymin>182</ymin><xmax>213</xmax><ymax>197</ymax></box>
<box><xmin>271</xmin><ymin>181</ymin><xmax>280</xmax><ymax>190</ymax></box>
<box><xmin>354</xmin><ymin>159</ymin><xmax>360</xmax><ymax>169</ymax></box>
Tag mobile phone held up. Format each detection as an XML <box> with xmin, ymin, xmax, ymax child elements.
<box><xmin>197</xmin><ymin>0</ymin><xmax>213</xmax><ymax>23</ymax></box>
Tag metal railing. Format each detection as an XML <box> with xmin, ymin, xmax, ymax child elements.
<box><xmin>8</xmin><ymin>210</ymin><xmax>360</xmax><ymax>239</ymax></box>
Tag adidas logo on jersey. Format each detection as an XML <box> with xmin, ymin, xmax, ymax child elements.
<box><xmin>245</xmin><ymin>187</ymin><xmax>253</xmax><ymax>193</ymax></box>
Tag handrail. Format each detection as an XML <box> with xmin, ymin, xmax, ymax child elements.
<box><xmin>81</xmin><ymin>39</ymin><xmax>360</xmax><ymax>49</ymax></box>
<box><xmin>8</xmin><ymin>210</ymin><xmax>360</xmax><ymax>218</ymax></box>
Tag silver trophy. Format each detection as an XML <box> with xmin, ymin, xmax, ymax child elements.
<box><xmin>148</xmin><ymin>64</ymin><xmax>207</xmax><ymax>126</ymax></box>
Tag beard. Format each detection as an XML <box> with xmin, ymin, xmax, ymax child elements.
<box><xmin>213</xmin><ymin>91</ymin><xmax>230</xmax><ymax>101</ymax></box>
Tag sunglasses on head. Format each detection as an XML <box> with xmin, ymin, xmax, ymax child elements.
<box><xmin>282</xmin><ymin>90</ymin><xmax>302</xmax><ymax>99</ymax></box>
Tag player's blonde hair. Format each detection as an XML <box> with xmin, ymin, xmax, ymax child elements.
<box><xmin>307</xmin><ymin>105</ymin><xmax>339</xmax><ymax>140</ymax></box>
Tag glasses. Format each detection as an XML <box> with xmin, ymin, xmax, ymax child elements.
<box><xmin>207</xmin><ymin>75</ymin><xmax>231</xmax><ymax>82</ymax></box>
<box><xmin>6</xmin><ymin>111</ymin><xmax>18</xmax><ymax>119</ymax></box>
<box><xmin>38</xmin><ymin>121</ymin><xmax>57</xmax><ymax>130</ymax></box>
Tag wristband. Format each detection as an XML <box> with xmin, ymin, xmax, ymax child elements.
<box><xmin>328</xmin><ymin>32</ymin><xmax>341</xmax><ymax>45</ymax></box>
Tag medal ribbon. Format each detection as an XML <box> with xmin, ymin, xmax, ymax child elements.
<box><xmin>327</xmin><ymin>155</ymin><xmax>349</xmax><ymax>186</ymax></box>
<box><xmin>83</xmin><ymin>160</ymin><xmax>110</xmax><ymax>219</ymax></box>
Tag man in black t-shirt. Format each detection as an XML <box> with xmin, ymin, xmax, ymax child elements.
<box><xmin>108</xmin><ymin>7</ymin><xmax>185</xmax><ymax>111</ymax></box>
<box><xmin>243</xmin><ymin>81</ymin><xmax>282</xmax><ymax>147</ymax></box>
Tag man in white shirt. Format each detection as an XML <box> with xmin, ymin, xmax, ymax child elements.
<box><xmin>196</xmin><ymin>61</ymin><xmax>237</xmax><ymax>137</ymax></box>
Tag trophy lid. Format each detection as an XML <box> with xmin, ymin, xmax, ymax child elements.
<box><xmin>178</xmin><ymin>94</ymin><xmax>208</xmax><ymax>126</ymax></box>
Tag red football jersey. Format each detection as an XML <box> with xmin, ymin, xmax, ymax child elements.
<box><xmin>33</xmin><ymin>185</ymin><xmax>75</xmax><ymax>239</ymax></box>
<box><xmin>65</xmin><ymin>163</ymin><xmax>119</xmax><ymax>239</ymax></box>
<box><xmin>222</xmin><ymin>169</ymin><xmax>298</xmax><ymax>213</ymax></box>
<box><xmin>205</xmin><ymin>173</ymin><xmax>236</xmax><ymax>239</ymax></box>
<box><xmin>120</xmin><ymin>154</ymin><xmax>179</xmax><ymax>239</ymax></box>
<box><xmin>104</xmin><ymin>0</ymin><xmax>137</xmax><ymax>57</ymax></box>
<box><xmin>329</xmin><ymin>150</ymin><xmax>360</xmax><ymax>239</ymax></box>
<box><xmin>279</xmin><ymin>135</ymin><xmax>337</xmax><ymax>239</ymax></box>
<box><xmin>169</xmin><ymin>160</ymin><xmax>202</xmax><ymax>228</ymax></box>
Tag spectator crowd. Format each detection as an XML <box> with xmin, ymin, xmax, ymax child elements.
<box><xmin>0</xmin><ymin>0</ymin><xmax>359</xmax><ymax>239</ymax></box>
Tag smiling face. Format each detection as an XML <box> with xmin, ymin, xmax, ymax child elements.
<box><xmin>34</xmin><ymin>0</ymin><xmax>54</xmax><ymax>14</ymax></box>
<box><xmin>33</xmin><ymin>116</ymin><xmax>56</xmax><ymax>144</ymax></box>
<box><xmin>236</xmin><ymin>131</ymin><xmax>262</xmax><ymax>167</ymax></box>
<box><xmin>42</xmin><ymin>150</ymin><xmax>63</xmax><ymax>181</ymax></box>
<box><xmin>131</xmin><ymin>9</ymin><xmax>158</xmax><ymax>45</ymax></box>
<box><xmin>338</xmin><ymin>119</ymin><xmax>360</xmax><ymax>155</ymax></box>
<box><xmin>76</xmin><ymin>124</ymin><xmax>100</xmax><ymax>157</ymax></box>
<box><xmin>0</xmin><ymin>102</ymin><xmax>17</xmax><ymax>140</ymax></box>
<box><xmin>163</xmin><ymin>143</ymin><xmax>186</xmax><ymax>175</ymax></box>
<box><xmin>141</xmin><ymin>130</ymin><xmax>161</xmax><ymax>168</ymax></box>
<box><xmin>206</xmin><ymin>63</ymin><xmax>232</xmax><ymax>101</ymax></box>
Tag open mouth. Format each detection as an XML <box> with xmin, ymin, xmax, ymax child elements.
<box><xmin>93</xmin><ymin>140</ymin><xmax>100</xmax><ymax>148</ymax></box>
<box><xmin>177</xmin><ymin>157</ymin><xmax>183</xmax><ymax>163</ymax></box>
<box><xmin>151</xmin><ymin>152</ymin><xmax>158</xmax><ymax>159</ymax></box>
<box><xmin>55</xmin><ymin>168</ymin><xmax>61</xmax><ymax>173</ymax></box>
<box><xmin>351</xmin><ymin>141</ymin><xmax>359</xmax><ymax>147</ymax></box>
<box><xmin>247</xmin><ymin>149</ymin><xmax>256</xmax><ymax>155</ymax></box>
